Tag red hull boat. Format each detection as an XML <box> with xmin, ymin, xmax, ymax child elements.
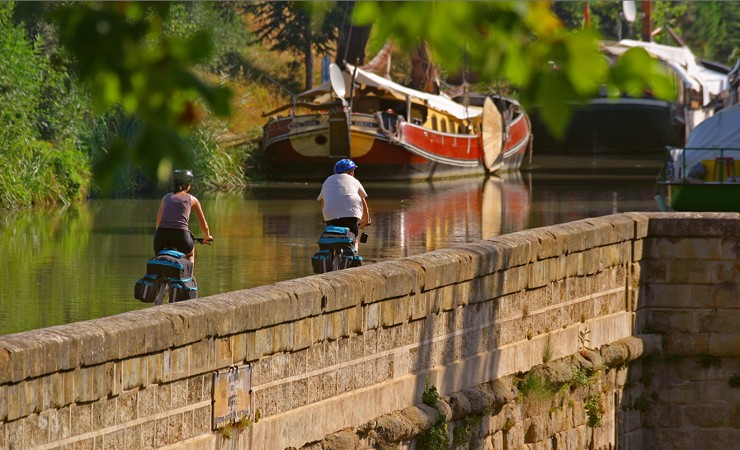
<box><xmin>261</xmin><ymin>64</ymin><xmax>532</xmax><ymax>181</ymax></box>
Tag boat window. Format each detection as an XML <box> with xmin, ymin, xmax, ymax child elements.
<box><xmin>441</xmin><ymin>118</ymin><xmax>447</xmax><ymax>133</ymax></box>
<box><xmin>431</xmin><ymin>116</ymin><xmax>438</xmax><ymax>131</ymax></box>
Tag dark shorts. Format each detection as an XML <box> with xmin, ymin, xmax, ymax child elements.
<box><xmin>154</xmin><ymin>227</ymin><xmax>194</xmax><ymax>255</ymax></box>
<box><xmin>326</xmin><ymin>217</ymin><xmax>359</xmax><ymax>239</ymax></box>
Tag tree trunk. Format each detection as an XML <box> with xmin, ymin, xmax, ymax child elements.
<box><xmin>304</xmin><ymin>27</ymin><xmax>314</xmax><ymax>90</ymax></box>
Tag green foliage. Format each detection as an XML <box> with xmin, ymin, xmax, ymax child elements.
<box><xmin>698</xmin><ymin>353</ymin><xmax>721</xmax><ymax>369</ymax></box>
<box><xmin>52</xmin><ymin>2</ymin><xmax>232</xmax><ymax>191</ymax></box>
<box><xmin>584</xmin><ymin>394</ymin><xmax>602</xmax><ymax>427</ymax></box>
<box><xmin>728</xmin><ymin>374</ymin><xmax>740</xmax><ymax>389</ymax></box>
<box><xmin>684</xmin><ymin>2</ymin><xmax>740</xmax><ymax>64</ymax></box>
<box><xmin>422</xmin><ymin>380</ymin><xmax>441</xmax><ymax>409</ymax></box>
<box><xmin>571</xmin><ymin>368</ymin><xmax>597</xmax><ymax>388</ymax></box>
<box><xmin>190</xmin><ymin>128</ymin><xmax>249</xmax><ymax>192</ymax></box>
<box><xmin>0</xmin><ymin>1</ymin><xmax>91</xmax><ymax>209</ymax></box>
<box><xmin>165</xmin><ymin>2</ymin><xmax>249</xmax><ymax>71</ymax></box>
<box><xmin>453</xmin><ymin>414</ymin><xmax>482</xmax><ymax>446</ymax></box>
<box><xmin>632</xmin><ymin>392</ymin><xmax>653</xmax><ymax>413</ymax></box>
<box><xmin>518</xmin><ymin>371</ymin><xmax>557</xmax><ymax>402</ymax></box>
<box><xmin>417</xmin><ymin>381</ymin><xmax>450</xmax><ymax>450</ymax></box>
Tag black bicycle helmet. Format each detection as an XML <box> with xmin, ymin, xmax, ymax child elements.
<box><xmin>172</xmin><ymin>169</ymin><xmax>194</xmax><ymax>187</ymax></box>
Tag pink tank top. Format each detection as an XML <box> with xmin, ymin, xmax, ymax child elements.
<box><xmin>159</xmin><ymin>193</ymin><xmax>192</xmax><ymax>230</ymax></box>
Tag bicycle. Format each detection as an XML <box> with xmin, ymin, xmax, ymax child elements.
<box><xmin>135</xmin><ymin>237</ymin><xmax>212</xmax><ymax>305</ymax></box>
<box><xmin>311</xmin><ymin>225</ymin><xmax>368</xmax><ymax>273</ymax></box>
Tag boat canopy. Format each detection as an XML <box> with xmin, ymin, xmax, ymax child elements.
<box><xmin>671</xmin><ymin>104</ymin><xmax>740</xmax><ymax>171</ymax></box>
<box><xmin>685</xmin><ymin>104</ymin><xmax>740</xmax><ymax>149</ymax></box>
<box><xmin>297</xmin><ymin>64</ymin><xmax>482</xmax><ymax>121</ymax></box>
<box><xmin>601</xmin><ymin>40</ymin><xmax>728</xmax><ymax>105</ymax></box>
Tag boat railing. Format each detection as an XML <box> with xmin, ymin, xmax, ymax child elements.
<box><xmin>664</xmin><ymin>146</ymin><xmax>740</xmax><ymax>184</ymax></box>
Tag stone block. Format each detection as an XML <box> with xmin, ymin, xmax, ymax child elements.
<box><xmin>293</xmin><ymin>318</ymin><xmax>313</xmax><ymax>351</ymax></box>
<box><xmin>273</xmin><ymin>322</ymin><xmax>295</xmax><ymax>353</ymax></box>
<box><xmin>246</xmin><ymin>358</ymin><xmax>266</xmax><ymax>389</ymax></box>
<box><xmin>663</xmin><ymin>333</ymin><xmax>709</xmax><ymax>355</ymax></box>
<box><xmin>254</xmin><ymin>326</ymin><xmax>274</xmax><ymax>360</ymax></box>
<box><xmin>648</xmin><ymin>310</ymin><xmax>694</xmax><ymax>334</ymax></box>
<box><xmin>117</xmin><ymin>389</ymin><xmax>138</xmax><ymax>425</ymax></box>
<box><xmin>155</xmin><ymin>382</ymin><xmax>172</xmax><ymax>416</ymax></box>
<box><xmin>489</xmin><ymin>234</ymin><xmax>534</xmax><ymax>268</ymax></box>
<box><xmin>406</xmin><ymin>251</ymin><xmax>463</xmax><ymax>290</ymax></box>
<box><xmin>374</xmin><ymin>260</ymin><xmax>424</xmax><ymax>299</ymax></box>
<box><xmin>584</xmin><ymin>216</ymin><xmax>620</xmax><ymax>246</ymax></box>
<box><xmin>244</xmin><ymin>331</ymin><xmax>258</xmax><ymax>363</ymax></box>
<box><xmin>645</xmin><ymin>212</ymin><xmax>738</xmax><ymax>238</ymax></box>
<box><xmin>642</xmin><ymin>284</ymin><xmax>715</xmax><ymax>309</ymax></box>
<box><xmin>320</xmin><ymin>271</ymin><xmax>363</xmax><ymax>313</ymax></box>
<box><xmin>70</xmin><ymin>402</ymin><xmax>93</xmax><ymax>437</ymax></box>
<box><xmin>120</xmin><ymin>356</ymin><xmax>147</xmax><ymax>392</ymax></box>
<box><xmin>34</xmin><ymin>328</ymin><xmax>79</xmax><ymax>375</ymax></box>
<box><xmin>667</xmin><ymin>260</ymin><xmax>713</xmax><ymax>284</ymax></box>
<box><xmin>0</xmin><ymin>335</ymin><xmax>46</xmax><ymax>384</ymax></box>
<box><xmin>698</xmin><ymin>310</ymin><xmax>740</xmax><ymax>333</ymax></box>
<box><xmin>632</xmin><ymin>238</ymin><xmax>644</xmax><ymax>262</ymax></box>
<box><xmin>457</xmin><ymin>241</ymin><xmax>505</xmax><ymax>276</ymax></box>
<box><xmin>273</xmin><ymin>278</ymin><xmax>324</xmax><ymax>317</ymax></box>
<box><xmin>348</xmin><ymin>304</ymin><xmax>363</xmax><ymax>335</ymax></box>
<box><xmin>381</xmin><ymin>297</ymin><xmax>408</xmax><ymax>327</ymax></box>
<box><xmin>721</xmin><ymin>235</ymin><xmax>739</xmax><ymax>260</ymax></box>
<box><xmin>709</xmin><ymin>334</ymin><xmax>740</xmax><ymax>356</ymax></box>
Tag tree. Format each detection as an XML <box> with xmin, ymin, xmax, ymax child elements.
<box><xmin>246</xmin><ymin>1</ymin><xmax>345</xmax><ymax>90</ymax></box>
<box><xmin>51</xmin><ymin>2</ymin><xmax>232</xmax><ymax>191</ymax></box>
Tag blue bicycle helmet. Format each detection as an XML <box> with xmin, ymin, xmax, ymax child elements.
<box><xmin>334</xmin><ymin>159</ymin><xmax>358</xmax><ymax>174</ymax></box>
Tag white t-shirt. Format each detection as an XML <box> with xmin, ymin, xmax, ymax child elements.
<box><xmin>317</xmin><ymin>173</ymin><xmax>368</xmax><ymax>221</ymax></box>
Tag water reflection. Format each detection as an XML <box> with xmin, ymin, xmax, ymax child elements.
<box><xmin>0</xmin><ymin>171</ymin><xmax>658</xmax><ymax>334</ymax></box>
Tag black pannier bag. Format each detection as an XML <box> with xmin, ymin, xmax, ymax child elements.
<box><xmin>135</xmin><ymin>250</ymin><xmax>197</xmax><ymax>303</ymax></box>
<box><xmin>311</xmin><ymin>249</ymin><xmax>332</xmax><ymax>274</ymax></box>
<box><xmin>170</xmin><ymin>277</ymin><xmax>198</xmax><ymax>302</ymax></box>
<box><xmin>339</xmin><ymin>248</ymin><xmax>363</xmax><ymax>269</ymax></box>
<box><xmin>134</xmin><ymin>274</ymin><xmax>161</xmax><ymax>303</ymax></box>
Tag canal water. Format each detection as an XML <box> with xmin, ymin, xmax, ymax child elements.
<box><xmin>0</xmin><ymin>157</ymin><xmax>663</xmax><ymax>335</ymax></box>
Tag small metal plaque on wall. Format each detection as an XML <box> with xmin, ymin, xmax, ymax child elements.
<box><xmin>213</xmin><ymin>364</ymin><xmax>252</xmax><ymax>429</ymax></box>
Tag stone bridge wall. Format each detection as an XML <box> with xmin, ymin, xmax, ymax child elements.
<box><xmin>0</xmin><ymin>212</ymin><xmax>736</xmax><ymax>449</ymax></box>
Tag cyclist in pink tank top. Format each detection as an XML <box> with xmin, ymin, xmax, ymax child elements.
<box><xmin>154</xmin><ymin>170</ymin><xmax>213</xmax><ymax>268</ymax></box>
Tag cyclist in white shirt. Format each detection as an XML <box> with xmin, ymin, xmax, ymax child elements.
<box><xmin>317</xmin><ymin>159</ymin><xmax>370</xmax><ymax>243</ymax></box>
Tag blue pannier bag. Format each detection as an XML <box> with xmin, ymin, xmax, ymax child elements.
<box><xmin>317</xmin><ymin>226</ymin><xmax>355</xmax><ymax>251</ymax></box>
<box><xmin>135</xmin><ymin>250</ymin><xmax>197</xmax><ymax>302</ymax></box>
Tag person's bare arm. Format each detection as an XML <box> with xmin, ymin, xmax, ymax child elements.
<box><xmin>360</xmin><ymin>197</ymin><xmax>370</xmax><ymax>228</ymax></box>
<box><xmin>191</xmin><ymin>196</ymin><xmax>212</xmax><ymax>242</ymax></box>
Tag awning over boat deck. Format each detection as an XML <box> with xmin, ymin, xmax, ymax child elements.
<box><xmin>671</xmin><ymin>104</ymin><xmax>740</xmax><ymax>169</ymax></box>
<box><xmin>297</xmin><ymin>64</ymin><xmax>483</xmax><ymax>121</ymax></box>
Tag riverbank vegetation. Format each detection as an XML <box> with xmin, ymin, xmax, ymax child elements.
<box><xmin>1</xmin><ymin>1</ymin><xmax>738</xmax><ymax>210</ymax></box>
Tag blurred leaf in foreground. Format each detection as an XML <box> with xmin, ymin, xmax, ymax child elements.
<box><xmin>53</xmin><ymin>2</ymin><xmax>232</xmax><ymax>192</ymax></box>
